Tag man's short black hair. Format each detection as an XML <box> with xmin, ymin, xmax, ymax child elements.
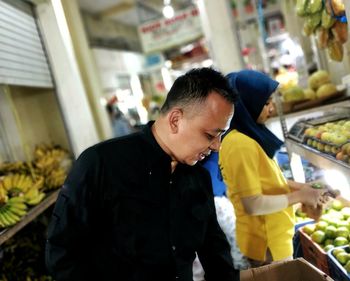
<box><xmin>160</xmin><ymin>68</ymin><xmax>237</xmax><ymax>114</ymax></box>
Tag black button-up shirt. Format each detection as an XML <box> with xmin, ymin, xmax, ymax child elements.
<box><xmin>46</xmin><ymin>122</ymin><xmax>239</xmax><ymax>281</ymax></box>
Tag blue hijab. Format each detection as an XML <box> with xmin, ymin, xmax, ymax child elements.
<box><xmin>226</xmin><ymin>70</ymin><xmax>283</xmax><ymax>159</ymax></box>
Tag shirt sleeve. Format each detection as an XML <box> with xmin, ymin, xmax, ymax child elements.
<box><xmin>45</xmin><ymin>147</ymin><xmax>100</xmax><ymax>281</ymax></box>
<box><xmin>196</xmin><ymin>172</ymin><xmax>240</xmax><ymax>281</ymax></box>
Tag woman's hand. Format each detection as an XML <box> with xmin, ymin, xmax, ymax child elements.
<box><xmin>287</xmin><ymin>181</ymin><xmax>328</xmax><ymax>209</ymax></box>
<box><xmin>301</xmin><ymin>203</ymin><xmax>323</xmax><ymax>221</ymax></box>
<box><xmin>300</xmin><ymin>186</ymin><xmax>328</xmax><ymax>208</ymax></box>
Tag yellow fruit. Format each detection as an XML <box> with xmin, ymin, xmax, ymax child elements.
<box><xmin>316</xmin><ymin>83</ymin><xmax>337</xmax><ymax>99</ymax></box>
<box><xmin>282</xmin><ymin>86</ymin><xmax>305</xmax><ymax>102</ymax></box>
<box><xmin>308</xmin><ymin>70</ymin><xmax>330</xmax><ymax>90</ymax></box>
<box><xmin>303</xmin><ymin>88</ymin><xmax>316</xmax><ymax>100</ymax></box>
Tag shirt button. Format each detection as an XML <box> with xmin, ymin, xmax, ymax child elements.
<box><xmin>172</xmin><ymin>245</ymin><xmax>176</xmax><ymax>251</ymax></box>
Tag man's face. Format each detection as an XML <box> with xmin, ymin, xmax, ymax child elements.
<box><xmin>170</xmin><ymin>91</ymin><xmax>234</xmax><ymax>166</ymax></box>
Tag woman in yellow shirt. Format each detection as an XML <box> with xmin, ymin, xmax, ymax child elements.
<box><xmin>219</xmin><ymin>70</ymin><xmax>326</xmax><ymax>267</ymax></box>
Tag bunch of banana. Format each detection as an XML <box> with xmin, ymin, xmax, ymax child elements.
<box><xmin>44</xmin><ymin>167</ymin><xmax>67</xmax><ymax>191</ymax></box>
<box><xmin>34</xmin><ymin>144</ymin><xmax>70</xmax><ymax>163</ymax></box>
<box><xmin>0</xmin><ymin>196</ymin><xmax>27</xmax><ymax>228</ymax></box>
<box><xmin>24</xmin><ymin>188</ymin><xmax>46</xmax><ymax>206</ymax></box>
<box><xmin>32</xmin><ymin>176</ymin><xmax>45</xmax><ymax>190</ymax></box>
<box><xmin>34</xmin><ymin>156</ymin><xmax>58</xmax><ymax>177</ymax></box>
<box><xmin>0</xmin><ymin>161</ymin><xmax>30</xmax><ymax>175</ymax></box>
<box><xmin>33</xmin><ymin>143</ymin><xmax>55</xmax><ymax>159</ymax></box>
<box><xmin>0</xmin><ymin>173</ymin><xmax>34</xmax><ymax>197</ymax></box>
<box><xmin>0</xmin><ymin>184</ymin><xmax>8</xmax><ymax>204</ymax></box>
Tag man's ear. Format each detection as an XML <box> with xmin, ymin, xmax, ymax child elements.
<box><xmin>168</xmin><ymin>108</ymin><xmax>183</xmax><ymax>133</ymax></box>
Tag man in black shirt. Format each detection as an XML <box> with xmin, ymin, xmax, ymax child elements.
<box><xmin>46</xmin><ymin>68</ymin><xmax>239</xmax><ymax>281</ymax></box>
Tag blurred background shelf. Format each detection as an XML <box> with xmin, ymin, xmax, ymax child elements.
<box><xmin>0</xmin><ymin>189</ymin><xmax>59</xmax><ymax>246</ymax></box>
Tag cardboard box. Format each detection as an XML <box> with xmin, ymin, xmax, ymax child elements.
<box><xmin>240</xmin><ymin>258</ymin><xmax>334</xmax><ymax>281</ymax></box>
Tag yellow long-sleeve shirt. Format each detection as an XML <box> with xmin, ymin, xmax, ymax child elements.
<box><xmin>219</xmin><ymin>130</ymin><xmax>294</xmax><ymax>261</ymax></box>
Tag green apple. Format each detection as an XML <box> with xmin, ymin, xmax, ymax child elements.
<box><xmin>317</xmin><ymin>142</ymin><xmax>325</xmax><ymax>151</ymax></box>
<box><xmin>341</xmin><ymin>207</ymin><xmax>350</xmax><ymax>219</ymax></box>
<box><xmin>324</xmin><ymin>145</ymin><xmax>332</xmax><ymax>153</ymax></box>
<box><xmin>304</xmin><ymin>128</ymin><xmax>317</xmax><ymax>137</ymax></box>
<box><xmin>340</xmin><ymin>129</ymin><xmax>350</xmax><ymax>139</ymax></box>
<box><xmin>311</xmin><ymin>230</ymin><xmax>326</xmax><ymax>244</ymax></box>
<box><xmin>336</xmin><ymin>226</ymin><xmax>349</xmax><ymax>238</ymax></box>
<box><xmin>332</xmin><ymin>134</ymin><xmax>347</xmax><ymax>146</ymax></box>
<box><xmin>334</xmin><ymin>236</ymin><xmax>348</xmax><ymax>246</ymax></box>
<box><xmin>336</xmin><ymin>220</ymin><xmax>349</xmax><ymax>228</ymax></box>
<box><xmin>344</xmin><ymin>260</ymin><xmax>350</xmax><ymax>273</ymax></box>
<box><xmin>325</xmin><ymin>225</ymin><xmax>337</xmax><ymax>239</ymax></box>
<box><xmin>336</xmin><ymin>252</ymin><xmax>349</xmax><ymax>265</ymax></box>
<box><xmin>324</xmin><ymin>238</ymin><xmax>334</xmax><ymax>246</ymax></box>
<box><xmin>303</xmin><ymin>224</ymin><xmax>316</xmax><ymax>235</ymax></box>
<box><xmin>331</xmin><ymin>146</ymin><xmax>341</xmax><ymax>154</ymax></box>
<box><xmin>321</xmin><ymin>132</ymin><xmax>332</xmax><ymax>142</ymax></box>
<box><xmin>324</xmin><ymin>244</ymin><xmax>334</xmax><ymax>252</ymax></box>
<box><xmin>316</xmin><ymin>221</ymin><xmax>328</xmax><ymax>232</ymax></box>
<box><xmin>333</xmin><ymin>248</ymin><xmax>346</xmax><ymax>257</ymax></box>
<box><xmin>323</xmin><ymin>244</ymin><xmax>334</xmax><ymax>252</ymax></box>
<box><xmin>343</xmin><ymin>121</ymin><xmax>350</xmax><ymax>130</ymax></box>
<box><xmin>332</xmin><ymin>200</ymin><xmax>344</xmax><ymax>211</ymax></box>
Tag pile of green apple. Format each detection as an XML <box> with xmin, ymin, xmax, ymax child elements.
<box><xmin>302</xmin><ymin>199</ymin><xmax>350</xmax><ymax>253</ymax></box>
<box><xmin>330</xmin><ymin>247</ymin><xmax>350</xmax><ymax>274</ymax></box>
<box><xmin>303</xmin><ymin>119</ymin><xmax>350</xmax><ymax>162</ymax></box>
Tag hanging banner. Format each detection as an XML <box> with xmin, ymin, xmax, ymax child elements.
<box><xmin>138</xmin><ymin>6</ymin><xmax>203</xmax><ymax>53</ymax></box>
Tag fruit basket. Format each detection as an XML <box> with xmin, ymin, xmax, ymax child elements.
<box><xmin>299</xmin><ymin>227</ymin><xmax>330</xmax><ymax>274</ymax></box>
<box><xmin>298</xmin><ymin>199</ymin><xmax>350</xmax><ymax>275</ymax></box>
<box><xmin>327</xmin><ymin>246</ymin><xmax>350</xmax><ymax>281</ymax></box>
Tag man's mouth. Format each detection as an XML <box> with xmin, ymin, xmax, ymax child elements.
<box><xmin>199</xmin><ymin>151</ymin><xmax>211</xmax><ymax>160</ymax></box>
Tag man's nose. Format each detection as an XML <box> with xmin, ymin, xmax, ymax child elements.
<box><xmin>209</xmin><ymin>136</ymin><xmax>221</xmax><ymax>152</ymax></box>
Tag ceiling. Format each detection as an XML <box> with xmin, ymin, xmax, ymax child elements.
<box><xmin>78</xmin><ymin>0</ymin><xmax>194</xmax><ymax>26</ymax></box>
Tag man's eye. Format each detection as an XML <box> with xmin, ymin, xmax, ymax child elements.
<box><xmin>206</xmin><ymin>133</ymin><xmax>215</xmax><ymax>140</ymax></box>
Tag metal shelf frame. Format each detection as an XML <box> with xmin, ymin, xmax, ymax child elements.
<box><xmin>0</xmin><ymin>189</ymin><xmax>59</xmax><ymax>246</ymax></box>
<box><xmin>285</xmin><ymin>139</ymin><xmax>350</xmax><ymax>183</ymax></box>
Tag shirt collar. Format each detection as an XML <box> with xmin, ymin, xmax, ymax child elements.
<box><xmin>141</xmin><ymin>121</ymin><xmax>172</xmax><ymax>165</ymax></box>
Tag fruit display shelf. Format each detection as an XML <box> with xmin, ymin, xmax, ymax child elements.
<box><xmin>285</xmin><ymin>139</ymin><xmax>350</xmax><ymax>184</ymax></box>
<box><xmin>0</xmin><ymin>189</ymin><xmax>59</xmax><ymax>246</ymax></box>
<box><xmin>282</xmin><ymin>89</ymin><xmax>348</xmax><ymax>114</ymax></box>
<box><xmin>328</xmin><ymin>246</ymin><xmax>350</xmax><ymax>281</ymax></box>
